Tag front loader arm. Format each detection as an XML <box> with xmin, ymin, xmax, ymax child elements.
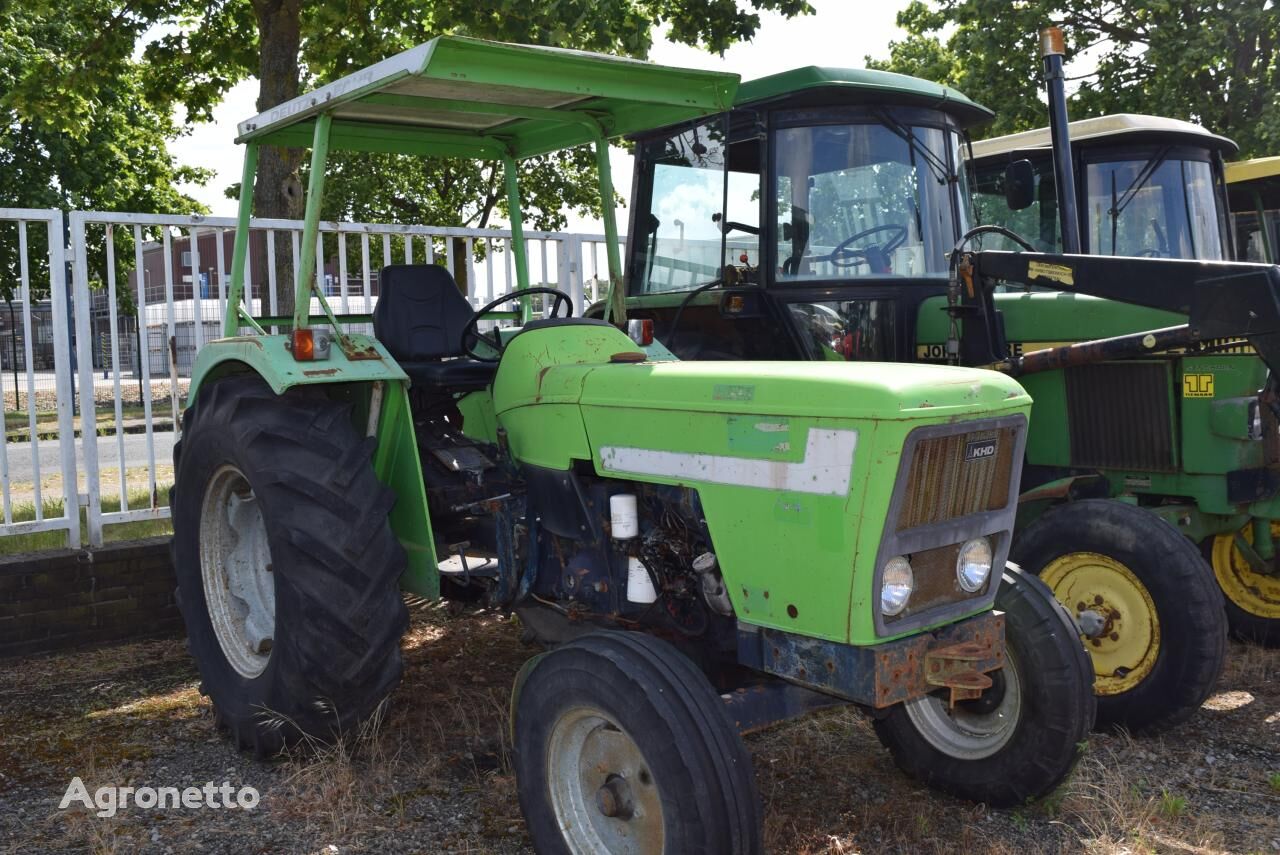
<box><xmin>956</xmin><ymin>250</ymin><xmax>1280</xmax><ymax>375</ymax></box>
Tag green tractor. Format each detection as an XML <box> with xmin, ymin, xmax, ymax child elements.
<box><xmin>602</xmin><ymin>29</ymin><xmax>1280</xmax><ymax>733</ymax></box>
<box><xmin>966</xmin><ymin>113</ymin><xmax>1280</xmax><ymax>651</ymax></box>
<box><xmin>171</xmin><ymin>37</ymin><xmax>1097</xmax><ymax>852</ymax></box>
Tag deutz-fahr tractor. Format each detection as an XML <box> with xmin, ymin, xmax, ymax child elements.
<box><xmin>171</xmin><ymin>37</ymin><xmax>1096</xmax><ymax>852</ymax></box>
<box><xmin>601</xmin><ymin>28</ymin><xmax>1280</xmax><ymax>733</ymax></box>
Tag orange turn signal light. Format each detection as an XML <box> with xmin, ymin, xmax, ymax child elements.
<box><xmin>292</xmin><ymin>328</ymin><xmax>315</xmax><ymax>361</ymax></box>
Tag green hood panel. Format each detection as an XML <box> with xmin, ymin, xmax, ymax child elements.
<box><xmin>577</xmin><ymin>361</ymin><xmax>1031</xmax><ymax>419</ymax></box>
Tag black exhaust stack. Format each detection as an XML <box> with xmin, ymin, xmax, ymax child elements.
<box><xmin>1040</xmin><ymin>27</ymin><xmax>1082</xmax><ymax>254</ymax></box>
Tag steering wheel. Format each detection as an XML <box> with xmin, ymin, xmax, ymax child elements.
<box><xmin>462</xmin><ymin>287</ymin><xmax>573</xmax><ymax>362</ymax></box>
<box><xmin>828</xmin><ymin>224</ymin><xmax>909</xmax><ymax>269</ymax></box>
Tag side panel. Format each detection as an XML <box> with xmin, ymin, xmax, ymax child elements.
<box><xmin>373</xmin><ymin>382</ymin><xmax>439</xmax><ymax>597</ymax></box>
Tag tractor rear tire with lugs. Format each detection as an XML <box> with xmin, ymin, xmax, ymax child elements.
<box><xmin>872</xmin><ymin>564</ymin><xmax>1095</xmax><ymax>807</ymax></box>
<box><xmin>1012</xmin><ymin>499</ymin><xmax>1227</xmax><ymax>733</ymax></box>
<box><xmin>171</xmin><ymin>374</ymin><xmax>408</xmax><ymax>756</ymax></box>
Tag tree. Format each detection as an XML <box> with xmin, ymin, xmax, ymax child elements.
<box><xmin>137</xmin><ymin>0</ymin><xmax>814</xmax><ymax>312</ymax></box>
<box><xmin>868</xmin><ymin>0</ymin><xmax>1280</xmax><ymax>157</ymax></box>
<box><xmin>0</xmin><ymin>2</ymin><xmax>209</xmax><ymax>299</ymax></box>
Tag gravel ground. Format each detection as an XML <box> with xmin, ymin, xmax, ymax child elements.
<box><xmin>1</xmin><ymin>603</ymin><xmax>1276</xmax><ymax>855</ymax></box>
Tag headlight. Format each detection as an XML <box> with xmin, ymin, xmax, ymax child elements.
<box><xmin>956</xmin><ymin>537</ymin><xmax>993</xmax><ymax>593</ymax></box>
<box><xmin>881</xmin><ymin>556</ymin><xmax>914</xmax><ymax>616</ymax></box>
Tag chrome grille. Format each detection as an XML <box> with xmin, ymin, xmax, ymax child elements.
<box><xmin>897</xmin><ymin>426</ymin><xmax>1016</xmax><ymax>530</ymax></box>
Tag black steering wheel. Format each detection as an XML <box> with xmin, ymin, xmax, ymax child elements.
<box><xmin>462</xmin><ymin>287</ymin><xmax>573</xmax><ymax>362</ymax></box>
<box><xmin>828</xmin><ymin>224</ymin><xmax>909</xmax><ymax>269</ymax></box>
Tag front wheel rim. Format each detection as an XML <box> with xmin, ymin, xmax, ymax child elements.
<box><xmin>546</xmin><ymin>706</ymin><xmax>664</xmax><ymax>855</ymax></box>
<box><xmin>199</xmin><ymin>464</ymin><xmax>275</xmax><ymax>679</ymax></box>
<box><xmin>903</xmin><ymin>648</ymin><xmax>1023</xmax><ymax>759</ymax></box>
<box><xmin>1210</xmin><ymin>523</ymin><xmax>1280</xmax><ymax>619</ymax></box>
<box><xmin>1041</xmin><ymin>552</ymin><xmax>1160</xmax><ymax>695</ymax></box>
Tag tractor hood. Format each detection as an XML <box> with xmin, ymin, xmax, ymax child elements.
<box><xmin>576</xmin><ymin>360</ymin><xmax>1030</xmax><ymax>420</ymax></box>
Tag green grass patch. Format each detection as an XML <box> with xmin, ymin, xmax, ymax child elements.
<box><xmin>0</xmin><ymin>485</ymin><xmax>172</xmax><ymax>555</ymax></box>
<box><xmin>5</xmin><ymin>404</ymin><xmax>171</xmax><ymax>441</ymax></box>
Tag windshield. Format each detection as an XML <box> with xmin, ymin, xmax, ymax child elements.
<box><xmin>1085</xmin><ymin>156</ymin><xmax>1224</xmax><ymax>259</ymax></box>
<box><xmin>774</xmin><ymin>121</ymin><xmax>965</xmax><ymax>281</ymax></box>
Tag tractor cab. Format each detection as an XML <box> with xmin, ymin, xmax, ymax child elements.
<box><xmin>1226</xmin><ymin>156</ymin><xmax>1280</xmax><ymax>263</ymax></box>
<box><xmin>970</xmin><ymin>114</ymin><xmax>1238</xmax><ymax>260</ymax></box>
<box><xmin>614</xmin><ymin>67</ymin><xmax>990</xmax><ymax>363</ymax></box>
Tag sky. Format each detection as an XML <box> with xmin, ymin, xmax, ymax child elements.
<box><xmin>168</xmin><ymin>0</ymin><xmax>916</xmax><ymax>232</ymax></box>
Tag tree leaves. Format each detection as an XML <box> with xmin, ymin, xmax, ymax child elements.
<box><xmin>869</xmin><ymin>0</ymin><xmax>1280</xmax><ymax>157</ymax></box>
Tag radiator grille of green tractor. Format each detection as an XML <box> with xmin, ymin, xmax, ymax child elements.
<box><xmin>897</xmin><ymin>426</ymin><xmax>1016</xmax><ymax>530</ymax></box>
<box><xmin>1065</xmin><ymin>362</ymin><xmax>1175</xmax><ymax>472</ymax></box>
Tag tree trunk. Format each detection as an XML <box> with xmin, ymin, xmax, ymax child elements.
<box><xmin>251</xmin><ymin>0</ymin><xmax>303</xmax><ymax>320</ymax></box>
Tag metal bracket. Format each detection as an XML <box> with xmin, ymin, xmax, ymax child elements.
<box><xmin>924</xmin><ymin>640</ymin><xmax>997</xmax><ymax>707</ymax></box>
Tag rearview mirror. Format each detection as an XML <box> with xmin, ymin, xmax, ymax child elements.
<box><xmin>1003</xmin><ymin>160</ymin><xmax>1035</xmax><ymax>211</ymax></box>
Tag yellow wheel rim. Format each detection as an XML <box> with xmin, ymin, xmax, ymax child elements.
<box><xmin>1040</xmin><ymin>552</ymin><xmax>1160</xmax><ymax>695</ymax></box>
<box><xmin>1210</xmin><ymin>522</ymin><xmax>1280</xmax><ymax>619</ymax></box>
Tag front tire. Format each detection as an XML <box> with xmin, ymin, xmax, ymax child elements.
<box><xmin>513</xmin><ymin>631</ymin><xmax>761</xmax><ymax>855</ymax></box>
<box><xmin>1012</xmin><ymin>499</ymin><xmax>1227</xmax><ymax>732</ymax></box>
<box><xmin>171</xmin><ymin>374</ymin><xmax>408</xmax><ymax>756</ymax></box>
<box><xmin>872</xmin><ymin>565</ymin><xmax>1095</xmax><ymax>807</ymax></box>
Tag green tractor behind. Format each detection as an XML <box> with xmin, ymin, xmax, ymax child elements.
<box><xmin>602</xmin><ymin>28</ymin><xmax>1280</xmax><ymax>734</ymax></box>
<box><xmin>171</xmin><ymin>37</ymin><xmax>1097</xmax><ymax>852</ymax></box>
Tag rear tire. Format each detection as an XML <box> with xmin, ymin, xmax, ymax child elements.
<box><xmin>1205</xmin><ymin>522</ymin><xmax>1280</xmax><ymax>647</ymax></box>
<box><xmin>872</xmin><ymin>565</ymin><xmax>1095</xmax><ymax>807</ymax></box>
<box><xmin>513</xmin><ymin>631</ymin><xmax>761</xmax><ymax>855</ymax></box>
<box><xmin>171</xmin><ymin>374</ymin><xmax>408</xmax><ymax>756</ymax></box>
<box><xmin>1012</xmin><ymin>499</ymin><xmax>1227</xmax><ymax>732</ymax></box>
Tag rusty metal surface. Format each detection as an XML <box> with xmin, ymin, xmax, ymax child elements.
<box><xmin>924</xmin><ymin>640</ymin><xmax>998</xmax><ymax>706</ymax></box>
<box><xmin>341</xmin><ymin>337</ymin><xmax>386</xmax><ymax>361</ymax></box>
<box><xmin>737</xmin><ymin>610</ymin><xmax>1005</xmax><ymax>709</ymax></box>
<box><xmin>719</xmin><ymin>681</ymin><xmax>851</xmax><ymax>734</ymax></box>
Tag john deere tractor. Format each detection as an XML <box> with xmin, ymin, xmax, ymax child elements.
<box><xmin>598</xmin><ymin>28</ymin><xmax>1280</xmax><ymax>734</ymax></box>
<box><xmin>171</xmin><ymin>37</ymin><xmax>1096</xmax><ymax>852</ymax></box>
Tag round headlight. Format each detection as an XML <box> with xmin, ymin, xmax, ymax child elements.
<box><xmin>881</xmin><ymin>556</ymin><xmax>914</xmax><ymax>616</ymax></box>
<box><xmin>957</xmin><ymin>537</ymin><xmax>993</xmax><ymax>593</ymax></box>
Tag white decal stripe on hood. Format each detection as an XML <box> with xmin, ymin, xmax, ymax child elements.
<box><xmin>599</xmin><ymin>429</ymin><xmax>858</xmax><ymax>496</ymax></box>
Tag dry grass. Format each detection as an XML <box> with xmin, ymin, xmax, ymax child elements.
<box><xmin>2</xmin><ymin>607</ymin><xmax>1277</xmax><ymax>854</ymax></box>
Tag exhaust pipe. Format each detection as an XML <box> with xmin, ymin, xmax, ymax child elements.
<box><xmin>1040</xmin><ymin>27</ymin><xmax>1082</xmax><ymax>254</ymax></box>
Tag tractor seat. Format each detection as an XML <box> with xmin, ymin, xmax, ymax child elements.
<box><xmin>373</xmin><ymin>264</ymin><xmax>498</xmax><ymax>391</ymax></box>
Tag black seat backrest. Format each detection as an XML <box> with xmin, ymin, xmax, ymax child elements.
<box><xmin>373</xmin><ymin>264</ymin><xmax>475</xmax><ymax>361</ymax></box>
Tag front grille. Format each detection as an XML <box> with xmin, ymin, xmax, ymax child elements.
<box><xmin>897</xmin><ymin>426</ymin><xmax>1016</xmax><ymax>530</ymax></box>
<box><xmin>1065</xmin><ymin>362</ymin><xmax>1175</xmax><ymax>472</ymax></box>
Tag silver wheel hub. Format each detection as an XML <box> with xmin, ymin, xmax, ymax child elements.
<box><xmin>199</xmin><ymin>464</ymin><xmax>275</xmax><ymax>679</ymax></box>
<box><xmin>903</xmin><ymin>650</ymin><xmax>1023</xmax><ymax>759</ymax></box>
<box><xmin>546</xmin><ymin>707</ymin><xmax>663</xmax><ymax>854</ymax></box>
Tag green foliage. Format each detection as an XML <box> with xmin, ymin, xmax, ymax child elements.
<box><xmin>0</xmin><ymin>2</ymin><xmax>209</xmax><ymax>300</ymax></box>
<box><xmin>869</xmin><ymin>0</ymin><xmax>1280</xmax><ymax>157</ymax></box>
<box><xmin>1268</xmin><ymin>771</ymin><xmax>1280</xmax><ymax>792</ymax></box>
<box><xmin>1158</xmin><ymin>789</ymin><xmax>1187</xmax><ymax>819</ymax></box>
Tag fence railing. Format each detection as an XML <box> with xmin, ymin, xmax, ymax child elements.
<box><xmin>2</xmin><ymin>208</ymin><xmax>624</xmax><ymax>550</ymax></box>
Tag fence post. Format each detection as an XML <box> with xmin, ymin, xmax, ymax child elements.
<box><xmin>69</xmin><ymin>212</ymin><xmax>103</xmax><ymax>546</ymax></box>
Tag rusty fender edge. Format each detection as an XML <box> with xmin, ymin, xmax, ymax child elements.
<box><xmin>736</xmin><ymin>611</ymin><xmax>1005</xmax><ymax>710</ymax></box>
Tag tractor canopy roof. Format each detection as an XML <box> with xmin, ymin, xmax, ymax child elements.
<box><xmin>1226</xmin><ymin>156</ymin><xmax>1280</xmax><ymax>210</ymax></box>
<box><xmin>234</xmin><ymin>35</ymin><xmax>740</xmax><ymax>159</ymax></box>
<box><xmin>734</xmin><ymin>66</ymin><xmax>993</xmax><ymax>128</ymax></box>
<box><xmin>969</xmin><ymin>113</ymin><xmax>1238</xmax><ymax>162</ymax></box>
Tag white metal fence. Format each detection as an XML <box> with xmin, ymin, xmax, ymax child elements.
<box><xmin>2</xmin><ymin>208</ymin><xmax>623</xmax><ymax>550</ymax></box>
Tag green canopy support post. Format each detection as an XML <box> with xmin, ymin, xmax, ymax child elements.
<box><xmin>294</xmin><ymin>113</ymin><xmax>333</xmax><ymax>331</ymax></box>
<box><xmin>594</xmin><ymin>134</ymin><xmax>625</xmax><ymax>324</ymax></box>
<box><xmin>1252</xmin><ymin>188</ymin><xmax>1276</xmax><ymax>264</ymax></box>
<box><xmin>224</xmin><ymin>142</ymin><xmax>259</xmax><ymax>338</ymax></box>
<box><xmin>502</xmin><ymin>152</ymin><xmax>532</xmax><ymax>321</ymax></box>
